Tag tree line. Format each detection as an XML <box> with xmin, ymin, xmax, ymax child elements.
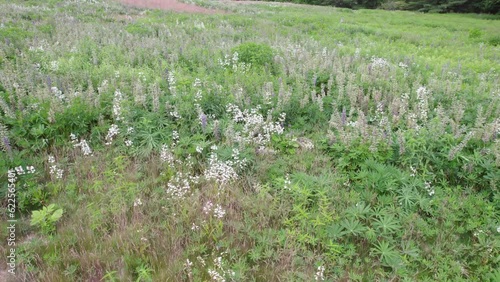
<box><xmin>277</xmin><ymin>0</ymin><xmax>500</xmax><ymax>14</ymax></box>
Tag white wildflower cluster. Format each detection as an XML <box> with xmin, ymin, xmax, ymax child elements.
<box><xmin>207</xmin><ymin>253</ymin><xmax>236</xmax><ymax>282</ymax></box>
<box><xmin>51</xmin><ymin>86</ymin><xmax>65</xmax><ymax>101</ymax></box>
<box><xmin>184</xmin><ymin>258</ymin><xmax>194</xmax><ymax>279</ymax></box>
<box><xmin>13</xmin><ymin>165</ymin><xmax>36</xmax><ymax>176</ymax></box>
<box><xmin>169</xmin><ymin>110</ymin><xmax>181</xmax><ymax>120</ymax></box>
<box><xmin>133</xmin><ymin>198</ymin><xmax>142</xmax><ymax>207</ymax></box>
<box><xmin>398</xmin><ymin>62</ymin><xmax>409</xmax><ymax>69</ymax></box>
<box><xmin>416</xmin><ymin>86</ymin><xmax>430</xmax><ymax>121</ymax></box>
<box><xmin>314</xmin><ymin>265</ymin><xmax>325</xmax><ymax>281</ymax></box>
<box><xmin>168</xmin><ymin>71</ymin><xmax>176</xmax><ymax>97</ymax></box>
<box><xmin>196</xmin><ymin>145</ymin><xmax>203</xmax><ymax>154</ymax></box>
<box><xmin>125</xmin><ymin>127</ymin><xmax>134</xmax><ymax>147</ymax></box>
<box><xmin>204</xmin><ymin>146</ymin><xmax>246</xmax><ymax>186</ymax></box>
<box><xmin>370</xmin><ymin>57</ymin><xmax>390</xmax><ymax>69</ymax></box>
<box><xmin>194</xmin><ymin>20</ymin><xmax>205</xmax><ymax>29</ymax></box>
<box><xmin>172</xmin><ymin>130</ymin><xmax>179</xmax><ymax>146</ymax></box>
<box><xmin>113</xmin><ymin>90</ymin><xmax>123</xmax><ymax>121</ymax></box>
<box><xmin>49</xmin><ymin>60</ymin><xmax>59</xmax><ymax>71</ymax></box>
<box><xmin>203</xmin><ymin>200</ymin><xmax>214</xmax><ymax>215</ymax></box>
<box><xmin>29</xmin><ymin>45</ymin><xmax>45</xmax><ymax>52</ymax></box>
<box><xmin>226</xmin><ymin>104</ymin><xmax>285</xmax><ymax>149</ymax></box>
<box><xmin>71</xmin><ymin>133</ymin><xmax>93</xmax><ymax>156</ymax></box>
<box><xmin>203</xmin><ymin>201</ymin><xmax>226</xmax><ymax>219</ymax></box>
<box><xmin>424</xmin><ymin>181</ymin><xmax>435</xmax><ymax>196</ymax></box>
<box><xmin>473</xmin><ymin>229</ymin><xmax>485</xmax><ymax>237</ymax></box>
<box><xmin>160</xmin><ymin>144</ymin><xmax>175</xmax><ymax>167</ymax></box>
<box><xmin>105</xmin><ymin>124</ymin><xmax>119</xmax><ymax>145</ymax></box>
<box><xmin>410</xmin><ymin>165</ymin><xmax>417</xmax><ymax>177</ymax></box>
<box><xmin>295</xmin><ymin>137</ymin><xmax>315</xmax><ymax>150</ymax></box>
<box><xmin>48</xmin><ymin>155</ymin><xmax>64</xmax><ymax>179</ymax></box>
<box><xmin>166</xmin><ymin>172</ymin><xmax>199</xmax><ymax>199</ymax></box>
<box><xmin>284</xmin><ymin>174</ymin><xmax>291</xmax><ymax>190</ymax></box>
<box><xmin>218</xmin><ymin>52</ymin><xmax>250</xmax><ymax>73</ymax></box>
<box><xmin>193</xmin><ymin>78</ymin><xmax>205</xmax><ymax>116</ymax></box>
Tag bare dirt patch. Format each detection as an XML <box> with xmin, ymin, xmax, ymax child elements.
<box><xmin>115</xmin><ymin>0</ymin><xmax>222</xmax><ymax>14</ymax></box>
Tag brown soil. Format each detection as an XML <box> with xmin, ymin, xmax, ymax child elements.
<box><xmin>115</xmin><ymin>0</ymin><xmax>222</xmax><ymax>14</ymax></box>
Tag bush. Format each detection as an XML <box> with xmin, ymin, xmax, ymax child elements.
<box><xmin>232</xmin><ymin>42</ymin><xmax>275</xmax><ymax>70</ymax></box>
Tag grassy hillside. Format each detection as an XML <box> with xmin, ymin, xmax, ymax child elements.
<box><xmin>0</xmin><ymin>0</ymin><xmax>499</xmax><ymax>281</ymax></box>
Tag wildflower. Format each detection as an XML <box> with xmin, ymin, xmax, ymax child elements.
<box><xmin>213</xmin><ymin>204</ymin><xmax>226</xmax><ymax>219</ymax></box>
<box><xmin>315</xmin><ymin>265</ymin><xmax>325</xmax><ymax>281</ymax></box>
<box><xmin>26</xmin><ymin>166</ymin><xmax>35</xmax><ymax>174</ymax></box>
<box><xmin>424</xmin><ymin>181</ymin><xmax>434</xmax><ymax>196</ymax></box>
<box><xmin>284</xmin><ymin>174</ymin><xmax>291</xmax><ymax>190</ymax></box>
<box><xmin>370</xmin><ymin>57</ymin><xmax>390</xmax><ymax>69</ymax></box>
<box><xmin>140</xmin><ymin>237</ymin><xmax>148</xmax><ymax>242</ymax></box>
<box><xmin>56</xmin><ymin>168</ymin><xmax>64</xmax><ymax>179</ymax></box>
<box><xmin>170</xmin><ymin>111</ymin><xmax>181</xmax><ymax>119</ymax></box>
<box><xmin>113</xmin><ymin>90</ymin><xmax>123</xmax><ymax>121</ymax></box>
<box><xmin>197</xmin><ymin>256</ymin><xmax>206</xmax><ymax>266</ymax></box>
<box><xmin>160</xmin><ymin>145</ymin><xmax>174</xmax><ymax>166</ymax></box>
<box><xmin>409</xmin><ymin>166</ymin><xmax>417</xmax><ymax>177</ymax></box>
<box><xmin>50</xmin><ymin>61</ymin><xmax>59</xmax><ymax>71</ymax></box>
<box><xmin>203</xmin><ymin>201</ymin><xmax>213</xmax><ymax>215</ymax></box>
<box><xmin>105</xmin><ymin>124</ymin><xmax>120</xmax><ymax>145</ymax></box>
<box><xmin>134</xmin><ymin>198</ymin><xmax>143</xmax><ymax>207</ymax></box>
<box><xmin>15</xmin><ymin>166</ymin><xmax>25</xmax><ymax>175</ymax></box>
<box><xmin>208</xmin><ymin>269</ymin><xmax>225</xmax><ymax>282</ymax></box>
<box><xmin>196</xmin><ymin>145</ymin><xmax>203</xmax><ymax>154</ymax></box>
<box><xmin>168</xmin><ymin>71</ymin><xmax>176</xmax><ymax>96</ymax></box>
<box><xmin>73</xmin><ymin>139</ymin><xmax>93</xmax><ymax>156</ymax></box>
<box><xmin>172</xmin><ymin>131</ymin><xmax>179</xmax><ymax>145</ymax></box>
<box><xmin>166</xmin><ymin>173</ymin><xmax>192</xmax><ymax>199</ymax></box>
<box><xmin>204</xmin><ymin>152</ymin><xmax>238</xmax><ymax>186</ymax></box>
<box><xmin>184</xmin><ymin>258</ymin><xmax>193</xmax><ymax>277</ymax></box>
<box><xmin>125</xmin><ymin>140</ymin><xmax>133</xmax><ymax>147</ymax></box>
<box><xmin>48</xmin><ymin>155</ymin><xmax>55</xmax><ymax>164</ymax></box>
<box><xmin>416</xmin><ymin>86</ymin><xmax>429</xmax><ymax>121</ymax></box>
<box><xmin>191</xmin><ymin>223</ymin><xmax>200</xmax><ymax>231</ymax></box>
<box><xmin>51</xmin><ymin>87</ymin><xmax>65</xmax><ymax>101</ymax></box>
<box><xmin>199</xmin><ymin>113</ymin><xmax>207</xmax><ymax>131</ymax></box>
<box><xmin>497</xmin><ymin>226</ymin><xmax>500</xmax><ymax>233</ymax></box>
<box><xmin>2</xmin><ymin>136</ymin><xmax>12</xmax><ymax>153</ymax></box>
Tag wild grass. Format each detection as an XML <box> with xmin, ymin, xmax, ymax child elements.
<box><xmin>0</xmin><ymin>0</ymin><xmax>499</xmax><ymax>281</ymax></box>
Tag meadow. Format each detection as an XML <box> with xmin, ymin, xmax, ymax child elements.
<box><xmin>0</xmin><ymin>0</ymin><xmax>499</xmax><ymax>281</ymax></box>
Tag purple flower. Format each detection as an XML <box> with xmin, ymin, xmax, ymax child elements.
<box><xmin>3</xmin><ymin>136</ymin><xmax>12</xmax><ymax>155</ymax></box>
<box><xmin>341</xmin><ymin>108</ymin><xmax>346</xmax><ymax>126</ymax></box>
<box><xmin>200</xmin><ymin>113</ymin><xmax>207</xmax><ymax>132</ymax></box>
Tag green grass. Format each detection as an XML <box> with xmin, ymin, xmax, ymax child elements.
<box><xmin>0</xmin><ymin>0</ymin><xmax>499</xmax><ymax>281</ymax></box>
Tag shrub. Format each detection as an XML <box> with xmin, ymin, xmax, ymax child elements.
<box><xmin>232</xmin><ymin>42</ymin><xmax>276</xmax><ymax>71</ymax></box>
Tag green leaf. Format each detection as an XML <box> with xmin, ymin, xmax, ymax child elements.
<box><xmin>50</xmin><ymin>208</ymin><xmax>64</xmax><ymax>222</ymax></box>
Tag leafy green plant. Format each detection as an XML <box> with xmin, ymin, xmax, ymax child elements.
<box><xmin>232</xmin><ymin>42</ymin><xmax>276</xmax><ymax>71</ymax></box>
<box><xmin>30</xmin><ymin>204</ymin><xmax>64</xmax><ymax>235</ymax></box>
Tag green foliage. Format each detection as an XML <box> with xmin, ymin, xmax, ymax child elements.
<box><xmin>30</xmin><ymin>204</ymin><xmax>64</xmax><ymax>235</ymax></box>
<box><xmin>232</xmin><ymin>42</ymin><xmax>276</xmax><ymax>70</ymax></box>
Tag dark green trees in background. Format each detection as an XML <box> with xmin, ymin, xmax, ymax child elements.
<box><xmin>286</xmin><ymin>0</ymin><xmax>500</xmax><ymax>13</ymax></box>
<box><xmin>402</xmin><ymin>0</ymin><xmax>500</xmax><ymax>13</ymax></box>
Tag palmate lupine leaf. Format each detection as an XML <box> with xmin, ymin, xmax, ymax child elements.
<box><xmin>341</xmin><ymin>218</ymin><xmax>367</xmax><ymax>236</ymax></box>
<box><xmin>371</xmin><ymin>240</ymin><xmax>403</xmax><ymax>268</ymax></box>
<box><xmin>373</xmin><ymin>213</ymin><xmax>402</xmax><ymax>235</ymax></box>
